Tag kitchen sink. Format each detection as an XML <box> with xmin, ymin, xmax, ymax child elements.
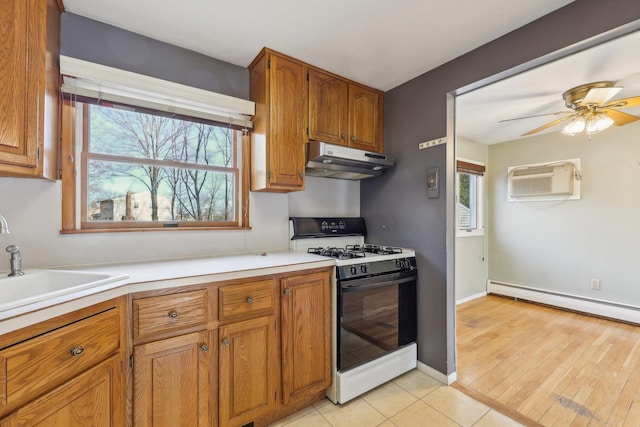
<box><xmin>0</xmin><ymin>269</ymin><xmax>129</xmax><ymax>312</ymax></box>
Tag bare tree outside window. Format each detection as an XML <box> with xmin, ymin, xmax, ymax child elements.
<box><xmin>83</xmin><ymin>103</ymin><xmax>239</xmax><ymax>225</ymax></box>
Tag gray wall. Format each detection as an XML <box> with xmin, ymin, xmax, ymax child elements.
<box><xmin>60</xmin><ymin>13</ymin><xmax>248</xmax><ymax>100</ymax></box>
<box><xmin>362</xmin><ymin>0</ymin><xmax>640</xmax><ymax>376</ymax></box>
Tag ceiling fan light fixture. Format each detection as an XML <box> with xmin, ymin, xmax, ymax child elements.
<box><xmin>586</xmin><ymin>113</ymin><xmax>614</xmax><ymax>135</ymax></box>
<box><xmin>561</xmin><ymin>111</ymin><xmax>613</xmax><ymax>136</ymax></box>
<box><xmin>561</xmin><ymin>116</ymin><xmax>586</xmax><ymax>136</ymax></box>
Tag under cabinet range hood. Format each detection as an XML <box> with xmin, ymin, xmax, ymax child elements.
<box><xmin>305</xmin><ymin>141</ymin><xmax>394</xmax><ymax>180</ymax></box>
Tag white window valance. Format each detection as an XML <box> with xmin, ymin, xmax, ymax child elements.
<box><xmin>59</xmin><ymin>55</ymin><xmax>254</xmax><ymax>128</ymax></box>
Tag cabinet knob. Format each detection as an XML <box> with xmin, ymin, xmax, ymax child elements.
<box><xmin>222</xmin><ymin>338</ymin><xmax>229</xmax><ymax>346</ymax></box>
<box><xmin>70</xmin><ymin>346</ymin><xmax>85</xmax><ymax>357</ymax></box>
<box><xmin>246</xmin><ymin>296</ymin><xmax>254</xmax><ymax>304</ymax></box>
<box><xmin>168</xmin><ymin>311</ymin><xmax>179</xmax><ymax>319</ymax></box>
<box><xmin>201</xmin><ymin>344</ymin><xmax>209</xmax><ymax>352</ymax></box>
<box><xmin>341</xmin><ymin>133</ymin><xmax>346</xmax><ymax>139</ymax></box>
<box><xmin>283</xmin><ymin>288</ymin><xmax>290</xmax><ymax>296</ymax></box>
<box><xmin>350</xmin><ymin>135</ymin><xmax>355</xmax><ymax>141</ymax></box>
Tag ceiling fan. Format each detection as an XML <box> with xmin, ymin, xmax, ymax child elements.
<box><xmin>500</xmin><ymin>81</ymin><xmax>640</xmax><ymax>136</ymax></box>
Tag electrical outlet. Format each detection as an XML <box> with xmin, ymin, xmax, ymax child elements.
<box><xmin>590</xmin><ymin>278</ymin><xmax>600</xmax><ymax>290</ymax></box>
<box><xmin>419</xmin><ymin>137</ymin><xmax>446</xmax><ymax>150</ymax></box>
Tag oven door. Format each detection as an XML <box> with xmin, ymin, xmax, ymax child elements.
<box><xmin>337</xmin><ymin>271</ymin><xmax>417</xmax><ymax>372</ymax></box>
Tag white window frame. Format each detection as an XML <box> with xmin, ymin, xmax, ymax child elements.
<box><xmin>456</xmin><ymin>158</ymin><xmax>485</xmax><ymax>238</ymax></box>
<box><xmin>59</xmin><ymin>57</ymin><xmax>254</xmax><ymax>233</ymax></box>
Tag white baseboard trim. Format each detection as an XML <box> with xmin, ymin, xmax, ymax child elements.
<box><xmin>456</xmin><ymin>292</ymin><xmax>487</xmax><ymax>305</ymax></box>
<box><xmin>416</xmin><ymin>360</ymin><xmax>457</xmax><ymax>385</ymax></box>
<box><xmin>488</xmin><ymin>280</ymin><xmax>640</xmax><ymax>325</ymax></box>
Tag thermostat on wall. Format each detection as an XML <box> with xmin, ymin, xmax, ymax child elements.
<box><xmin>427</xmin><ymin>167</ymin><xmax>439</xmax><ymax>198</ymax></box>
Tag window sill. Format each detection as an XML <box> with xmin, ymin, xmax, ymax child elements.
<box><xmin>456</xmin><ymin>229</ymin><xmax>484</xmax><ymax>238</ymax></box>
<box><xmin>60</xmin><ymin>225</ymin><xmax>252</xmax><ymax>234</ymax></box>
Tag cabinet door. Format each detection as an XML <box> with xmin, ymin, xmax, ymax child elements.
<box><xmin>280</xmin><ymin>270</ymin><xmax>332</xmax><ymax>405</ymax></box>
<box><xmin>0</xmin><ymin>0</ymin><xmax>41</xmax><ymax>171</ymax></box>
<box><xmin>267</xmin><ymin>54</ymin><xmax>306</xmax><ymax>189</ymax></box>
<box><xmin>0</xmin><ymin>0</ymin><xmax>58</xmax><ymax>179</ymax></box>
<box><xmin>219</xmin><ymin>315</ymin><xmax>277</xmax><ymax>427</ymax></box>
<box><xmin>0</xmin><ymin>357</ymin><xmax>124</xmax><ymax>427</ymax></box>
<box><xmin>348</xmin><ymin>84</ymin><xmax>383</xmax><ymax>152</ymax></box>
<box><xmin>308</xmin><ymin>69</ymin><xmax>349</xmax><ymax>146</ymax></box>
<box><xmin>134</xmin><ymin>331</ymin><xmax>215</xmax><ymax>427</ymax></box>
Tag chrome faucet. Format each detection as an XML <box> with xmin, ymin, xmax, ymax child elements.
<box><xmin>6</xmin><ymin>245</ymin><xmax>24</xmax><ymax>277</ymax></box>
<box><xmin>0</xmin><ymin>214</ymin><xmax>9</xmax><ymax>234</ymax></box>
<box><xmin>0</xmin><ymin>215</ymin><xmax>22</xmax><ymax>276</ymax></box>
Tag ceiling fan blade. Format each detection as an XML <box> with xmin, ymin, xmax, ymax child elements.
<box><xmin>498</xmin><ymin>111</ymin><xmax>571</xmax><ymax>123</ymax></box>
<box><xmin>602</xmin><ymin>108</ymin><xmax>640</xmax><ymax>126</ymax></box>
<box><xmin>601</xmin><ymin>95</ymin><xmax>640</xmax><ymax>109</ymax></box>
<box><xmin>580</xmin><ymin>86</ymin><xmax>622</xmax><ymax>106</ymax></box>
<box><xmin>521</xmin><ymin>115</ymin><xmax>574</xmax><ymax>136</ymax></box>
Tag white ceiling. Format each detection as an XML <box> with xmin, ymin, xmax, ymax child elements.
<box><xmin>61</xmin><ymin>0</ymin><xmax>639</xmax><ymax>144</ymax></box>
<box><xmin>456</xmin><ymin>29</ymin><xmax>640</xmax><ymax>144</ymax></box>
<box><xmin>61</xmin><ymin>0</ymin><xmax>574</xmax><ymax>92</ymax></box>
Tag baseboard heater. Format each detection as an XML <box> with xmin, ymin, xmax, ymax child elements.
<box><xmin>487</xmin><ymin>280</ymin><xmax>640</xmax><ymax>325</ymax></box>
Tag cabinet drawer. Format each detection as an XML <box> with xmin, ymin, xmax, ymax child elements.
<box><xmin>0</xmin><ymin>308</ymin><xmax>120</xmax><ymax>411</ymax></box>
<box><xmin>133</xmin><ymin>289</ymin><xmax>208</xmax><ymax>339</ymax></box>
<box><xmin>219</xmin><ymin>279</ymin><xmax>275</xmax><ymax>322</ymax></box>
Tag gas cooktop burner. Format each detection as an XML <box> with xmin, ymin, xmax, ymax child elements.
<box><xmin>307</xmin><ymin>245</ymin><xmax>404</xmax><ymax>260</ymax></box>
<box><xmin>307</xmin><ymin>247</ymin><xmax>366</xmax><ymax>260</ymax></box>
<box><xmin>347</xmin><ymin>244</ymin><xmax>403</xmax><ymax>255</ymax></box>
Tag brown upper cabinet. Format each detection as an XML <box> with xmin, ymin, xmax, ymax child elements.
<box><xmin>249</xmin><ymin>49</ymin><xmax>308</xmax><ymax>192</ymax></box>
<box><xmin>308</xmin><ymin>69</ymin><xmax>349</xmax><ymax>146</ymax></box>
<box><xmin>308</xmin><ymin>68</ymin><xmax>384</xmax><ymax>153</ymax></box>
<box><xmin>0</xmin><ymin>0</ymin><xmax>60</xmax><ymax>180</ymax></box>
<box><xmin>249</xmin><ymin>48</ymin><xmax>384</xmax><ymax>192</ymax></box>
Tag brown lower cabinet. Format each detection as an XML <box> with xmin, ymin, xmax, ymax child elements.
<box><xmin>0</xmin><ymin>298</ymin><xmax>127</xmax><ymax>426</ymax></box>
<box><xmin>281</xmin><ymin>271</ymin><xmax>331</xmax><ymax>406</ymax></box>
<box><xmin>219</xmin><ymin>315</ymin><xmax>278</xmax><ymax>427</ymax></box>
<box><xmin>0</xmin><ymin>267</ymin><xmax>331</xmax><ymax>426</ymax></box>
<box><xmin>0</xmin><ymin>357</ymin><xmax>123</xmax><ymax>427</ymax></box>
<box><xmin>131</xmin><ymin>266</ymin><xmax>332</xmax><ymax>427</ymax></box>
<box><xmin>133</xmin><ymin>330</ymin><xmax>217</xmax><ymax>427</ymax></box>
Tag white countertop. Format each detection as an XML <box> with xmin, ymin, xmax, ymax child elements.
<box><xmin>0</xmin><ymin>251</ymin><xmax>334</xmax><ymax>335</ymax></box>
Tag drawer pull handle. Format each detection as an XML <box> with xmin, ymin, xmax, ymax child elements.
<box><xmin>222</xmin><ymin>338</ymin><xmax>229</xmax><ymax>346</ymax></box>
<box><xmin>201</xmin><ymin>344</ymin><xmax>209</xmax><ymax>352</ymax></box>
<box><xmin>70</xmin><ymin>346</ymin><xmax>85</xmax><ymax>356</ymax></box>
<box><xmin>168</xmin><ymin>311</ymin><xmax>179</xmax><ymax>319</ymax></box>
<box><xmin>283</xmin><ymin>288</ymin><xmax>290</xmax><ymax>296</ymax></box>
<box><xmin>246</xmin><ymin>296</ymin><xmax>254</xmax><ymax>304</ymax></box>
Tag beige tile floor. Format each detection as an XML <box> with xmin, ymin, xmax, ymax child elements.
<box><xmin>269</xmin><ymin>369</ymin><xmax>525</xmax><ymax>427</ymax></box>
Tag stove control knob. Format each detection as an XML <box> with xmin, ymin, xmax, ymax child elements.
<box><xmin>350</xmin><ymin>266</ymin><xmax>357</xmax><ymax>276</ymax></box>
<box><xmin>396</xmin><ymin>259</ymin><xmax>408</xmax><ymax>269</ymax></box>
<box><xmin>360</xmin><ymin>264</ymin><xmax>367</xmax><ymax>274</ymax></box>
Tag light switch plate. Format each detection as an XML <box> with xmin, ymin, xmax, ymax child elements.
<box><xmin>427</xmin><ymin>167</ymin><xmax>439</xmax><ymax>198</ymax></box>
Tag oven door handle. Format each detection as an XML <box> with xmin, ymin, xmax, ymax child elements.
<box><xmin>340</xmin><ymin>274</ymin><xmax>416</xmax><ymax>292</ymax></box>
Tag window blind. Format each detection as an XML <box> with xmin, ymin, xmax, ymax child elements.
<box><xmin>456</xmin><ymin>160</ymin><xmax>485</xmax><ymax>176</ymax></box>
<box><xmin>59</xmin><ymin>55</ymin><xmax>254</xmax><ymax>129</ymax></box>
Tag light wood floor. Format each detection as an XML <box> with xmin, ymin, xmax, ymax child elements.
<box><xmin>455</xmin><ymin>295</ymin><xmax>640</xmax><ymax>427</ymax></box>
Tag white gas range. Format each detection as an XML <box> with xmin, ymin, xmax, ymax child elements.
<box><xmin>289</xmin><ymin>217</ymin><xmax>417</xmax><ymax>404</ymax></box>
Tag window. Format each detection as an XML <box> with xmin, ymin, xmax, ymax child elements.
<box><xmin>59</xmin><ymin>56</ymin><xmax>253</xmax><ymax>232</ymax></box>
<box><xmin>457</xmin><ymin>160</ymin><xmax>485</xmax><ymax>236</ymax></box>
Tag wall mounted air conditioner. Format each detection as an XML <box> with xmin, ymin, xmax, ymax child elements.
<box><xmin>508</xmin><ymin>160</ymin><xmax>580</xmax><ymax>200</ymax></box>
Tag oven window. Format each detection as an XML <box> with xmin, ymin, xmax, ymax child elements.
<box><xmin>339</xmin><ymin>279</ymin><xmax>416</xmax><ymax>371</ymax></box>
